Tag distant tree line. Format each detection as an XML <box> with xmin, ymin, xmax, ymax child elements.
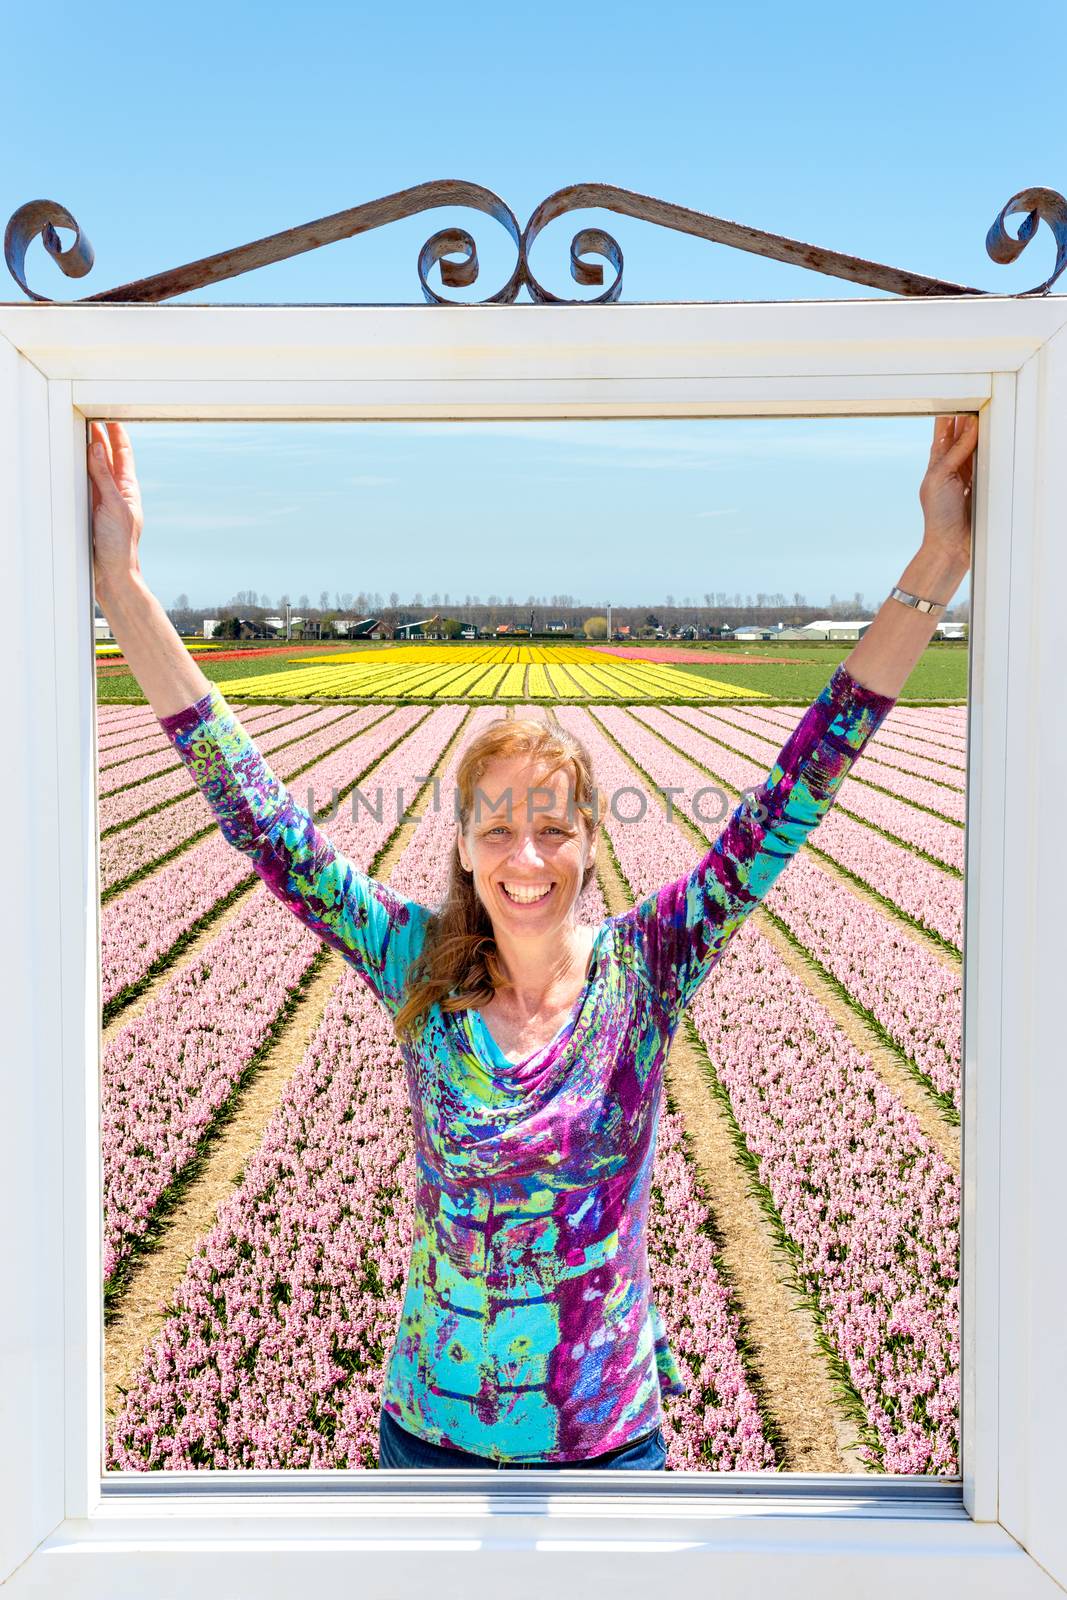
<box><xmin>161</xmin><ymin>587</ymin><xmax>969</xmax><ymax>639</ymax></box>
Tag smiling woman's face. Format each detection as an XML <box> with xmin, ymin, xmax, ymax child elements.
<box><xmin>456</xmin><ymin>753</ymin><xmax>596</xmax><ymax>935</ymax></box>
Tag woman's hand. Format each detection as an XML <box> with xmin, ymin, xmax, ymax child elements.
<box><xmin>918</xmin><ymin>413</ymin><xmax>978</xmax><ymax>575</ymax></box>
<box><xmin>87</xmin><ymin>420</ymin><xmax>145</xmax><ymax>605</ymax></box>
<box><xmin>84</xmin><ymin>420</ymin><xmax>212</xmax><ymax>717</ymax></box>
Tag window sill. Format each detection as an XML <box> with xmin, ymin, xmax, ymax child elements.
<box><xmin>17</xmin><ymin>1482</ymin><xmax>1054</xmax><ymax>1600</ymax></box>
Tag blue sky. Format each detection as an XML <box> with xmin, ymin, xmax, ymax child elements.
<box><xmin>123</xmin><ymin>417</ymin><xmax>943</xmax><ymax>613</ymax></box>
<box><xmin>4</xmin><ymin>0</ymin><xmax>1062</xmax><ymax>612</ymax></box>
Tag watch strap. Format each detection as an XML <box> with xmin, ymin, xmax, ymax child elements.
<box><xmin>888</xmin><ymin>585</ymin><xmax>945</xmax><ymax>615</ymax></box>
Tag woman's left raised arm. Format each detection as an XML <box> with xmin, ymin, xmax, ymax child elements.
<box><xmin>619</xmin><ymin>659</ymin><xmax>898</xmax><ymax>1017</ymax></box>
<box><xmin>843</xmin><ymin>411</ymin><xmax>976</xmax><ymax>698</ymax></box>
<box><xmin>618</xmin><ymin>411</ymin><xmax>978</xmax><ymax>1018</ymax></box>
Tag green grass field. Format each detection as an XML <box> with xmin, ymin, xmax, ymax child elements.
<box><xmin>670</xmin><ymin>642</ymin><xmax>967</xmax><ymax>702</ymax></box>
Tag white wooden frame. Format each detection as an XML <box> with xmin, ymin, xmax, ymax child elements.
<box><xmin>3</xmin><ymin>295</ymin><xmax>1066</xmax><ymax>1598</ymax></box>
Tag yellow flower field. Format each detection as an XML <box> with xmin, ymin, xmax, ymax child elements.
<box><xmin>95</xmin><ymin>641</ymin><xmax>221</xmax><ymax>656</ymax></box>
<box><xmin>218</xmin><ymin>644</ymin><xmax>769</xmax><ymax>703</ymax></box>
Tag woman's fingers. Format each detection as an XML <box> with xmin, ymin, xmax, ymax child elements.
<box><xmin>942</xmin><ymin>414</ymin><xmax>979</xmax><ymax>473</ymax></box>
<box><xmin>96</xmin><ymin>419</ymin><xmax>115</xmax><ymax>474</ymax></box>
<box><xmin>929</xmin><ymin>413</ymin><xmax>977</xmax><ymax>469</ymax></box>
<box><xmin>88</xmin><ymin>421</ymin><xmax>111</xmax><ymax>478</ymax></box>
<box><xmin>87</xmin><ymin>424</ymin><xmax>102</xmax><ymax>511</ymax></box>
<box><xmin>930</xmin><ymin>415</ymin><xmax>954</xmax><ymax>457</ymax></box>
<box><xmin>88</xmin><ymin>422</ymin><xmax>142</xmax><ymax>505</ymax></box>
<box><xmin>89</xmin><ymin>419</ymin><xmax>107</xmax><ymax>466</ymax></box>
<box><xmin>88</xmin><ymin>427</ymin><xmax>122</xmax><ymax>504</ymax></box>
<box><xmin>106</xmin><ymin>421</ymin><xmax>137</xmax><ymax>491</ymax></box>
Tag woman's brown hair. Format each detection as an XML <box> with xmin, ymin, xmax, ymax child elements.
<box><xmin>393</xmin><ymin>715</ymin><xmax>601</xmax><ymax>1044</ymax></box>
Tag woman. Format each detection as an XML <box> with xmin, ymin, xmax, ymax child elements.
<box><xmin>89</xmin><ymin>415</ymin><xmax>976</xmax><ymax>1472</ymax></box>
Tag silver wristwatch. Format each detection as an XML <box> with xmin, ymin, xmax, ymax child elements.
<box><xmin>888</xmin><ymin>585</ymin><xmax>946</xmax><ymax>616</ymax></box>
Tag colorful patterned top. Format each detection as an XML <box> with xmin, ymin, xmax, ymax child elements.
<box><xmin>158</xmin><ymin>661</ymin><xmax>896</xmax><ymax>1464</ymax></box>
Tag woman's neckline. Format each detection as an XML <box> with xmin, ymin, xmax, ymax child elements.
<box><xmin>469</xmin><ymin>921</ymin><xmax>608</xmax><ymax>1070</ymax></box>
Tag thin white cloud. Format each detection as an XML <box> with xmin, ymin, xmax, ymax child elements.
<box><xmin>371</xmin><ymin>418</ymin><xmax>928</xmax><ymax>463</ymax></box>
<box><xmin>149</xmin><ymin>511</ymin><xmax>266</xmax><ymax>530</ymax></box>
<box><xmin>126</xmin><ymin>424</ymin><xmax>345</xmax><ymax>459</ymax></box>
<box><xmin>124</xmin><ymin>417</ymin><xmax>930</xmax><ymax>466</ymax></box>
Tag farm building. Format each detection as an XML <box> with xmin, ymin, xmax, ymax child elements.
<box><xmin>334</xmin><ymin>617</ymin><xmax>387</xmax><ymax>639</ymax></box>
<box><xmin>202</xmin><ymin>616</ymin><xmax>277</xmax><ymax>640</ymax></box>
<box><xmin>393</xmin><ymin>615</ymin><xmax>441</xmax><ymax>640</ymax></box>
<box><xmin>798</xmin><ymin>618</ymin><xmax>874</xmax><ymax>641</ymax></box>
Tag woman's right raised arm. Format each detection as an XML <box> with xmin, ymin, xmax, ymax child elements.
<box><xmin>155</xmin><ymin>684</ymin><xmax>431</xmax><ymax>1014</ymax></box>
<box><xmin>89</xmin><ymin>422</ymin><xmax>430</xmax><ymax>1016</ymax></box>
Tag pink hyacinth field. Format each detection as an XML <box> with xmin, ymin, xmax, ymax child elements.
<box><xmin>97</xmin><ymin>683</ymin><xmax>965</xmax><ymax>1476</ymax></box>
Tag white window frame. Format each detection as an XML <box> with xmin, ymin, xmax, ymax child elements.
<box><xmin>3</xmin><ymin>295</ymin><xmax>1065</xmax><ymax>1599</ymax></box>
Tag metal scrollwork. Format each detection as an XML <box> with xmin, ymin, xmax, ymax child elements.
<box><xmin>4</xmin><ymin>179</ymin><xmax>1066</xmax><ymax>305</ymax></box>
<box><xmin>4</xmin><ymin>180</ymin><xmax>526</xmax><ymax>307</ymax></box>
<box><xmin>522</xmin><ymin>187</ymin><xmax>628</xmax><ymax>304</ymax></box>
<box><xmin>984</xmin><ymin>186</ymin><xmax>1067</xmax><ymax>298</ymax></box>
<box><xmin>4</xmin><ymin>198</ymin><xmax>95</xmax><ymax>301</ymax></box>
<box><xmin>409</xmin><ymin>182</ymin><xmax>524</xmax><ymax>305</ymax></box>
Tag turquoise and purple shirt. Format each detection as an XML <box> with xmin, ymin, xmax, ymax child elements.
<box><xmin>158</xmin><ymin>661</ymin><xmax>896</xmax><ymax>1463</ymax></box>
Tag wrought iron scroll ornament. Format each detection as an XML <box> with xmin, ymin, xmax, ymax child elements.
<box><xmin>4</xmin><ymin>179</ymin><xmax>1067</xmax><ymax>305</ymax></box>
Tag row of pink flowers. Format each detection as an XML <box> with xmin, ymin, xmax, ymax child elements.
<box><xmin>99</xmin><ymin>705</ymin><xmax>360</xmax><ymax>833</ymax></box>
<box><xmin>622</xmin><ymin>706</ymin><xmax>964</xmax><ymax>948</ymax></box>
<box><xmin>97</xmin><ymin>705</ymin><xmax>165</xmax><ymax>736</ymax></box>
<box><xmin>108</xmin><ymin>710</ymin><xmax>773</xmax><ymax>1472</ymax></box>
<box><xmin>689</xmin><ymin>927</ymin><xmax>959</xmax><ymax>1474</ymax></box>
<box><xmin>98</xmin><ymin>701</ymin><xmax>259</xmax><ymax>764</ymax></box>
<box><xmin>722</xmin><ymin>706</ymin><xmax>966</xmax><ymax>789</ymax></box>
<box><xmin>885</xmin><ymin>707</ymin><xmax>967</xmax><ymax>742</ymax></box>
<box><xmin>102</xmin><ymin>893</ymin><xmax>321</xmax><ymax>1281</ymax></box>
<box><xmin>100</xmin><ymin>727</ymin><xmax>186</xmax><ymax>767</ymax></box>
<box><xmin>97</xmin><ymin>707</ymin><xmax>212</xmax><ymax>754</ymax></box>
<box><xmin>101</xmin><ymin>706</ymin><xmax>468</xmax><ymax>1278</ymax></box>
<box><xmin>713</xmin><ymin>706</ymin><xmax>966</xmax><ymax>825</ymax></box>
<box><xmin>557</xmin><ymin>706</ymin><xmax>960</xmax><ymax>1472</ymax></box>
<box><xmin>682</xmin><ymin>709</ymin><xmax>965</xmax><ymax>866</ymax></box>
<box><xmin>100</xmin><ymin>705</ymin><xmax>432</xmax><ymax>1010</ymax></box>
<box><xmin>98</xmin><ymin>704</ymin><xmax>153</xmax><ymax>721</ymax></box>
<box><xmin>763</xmin><ymin>855</ymin><xmax>960</xmax><ymax>1108</ymax></box>
<box><xmin>592</xmin><ymin>708</ymin><xmax>963</xmax><ymax>1111</ymax></box>
<box><xmin>99</xmin><ymin>703</ymin><xmax>313</xmax><ymax>787</ymax></box>
<box><xmin>743</xmin><ymin>705</ymin><xmax>968</xmax><ymax>774</ymax></box>
<box><xmin>100</xmin><ymin>707</ymin><xmax>387</xmax><ymax>894</ymax></box>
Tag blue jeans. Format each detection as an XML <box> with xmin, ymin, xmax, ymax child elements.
<box><xmin>378</xmin><ymin>1407</ymin><xmax>668</xmax><ymax>1471</ymax></box>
